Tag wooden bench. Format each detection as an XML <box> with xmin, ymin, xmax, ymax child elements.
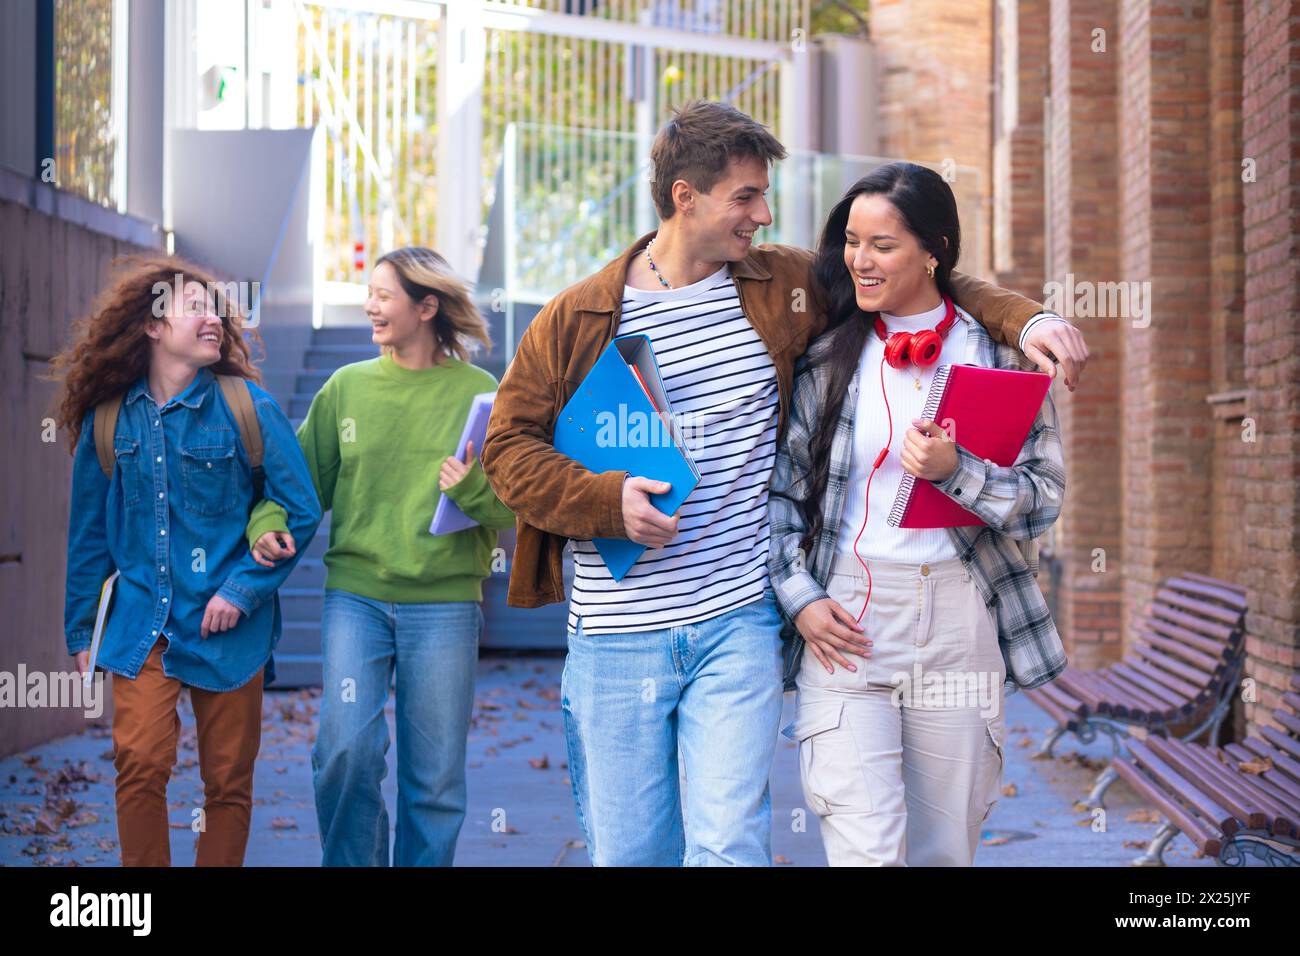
<box><xmin>1025</xmin><ymin>572</ymin><xmax>1247</xmax><ymax>808</ymax></box>
<box><xmin>1111</xmin><ymin>673</ymin><xmax>1300</xmax><ymax>866</ymax></box>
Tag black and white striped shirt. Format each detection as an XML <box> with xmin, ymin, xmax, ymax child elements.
<box><xmin>567</xmin><ymin>264</ymin><xmax>779</xmax><ymax>634</ymax></box>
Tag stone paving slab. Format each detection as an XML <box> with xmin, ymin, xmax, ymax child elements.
<box><xmin>0</xmin><ymin>656</ymin><xmax>1212</xmax><ymax>867</ymax></box>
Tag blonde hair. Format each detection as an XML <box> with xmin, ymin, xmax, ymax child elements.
<box><xmin>374</xmin><ymin>246</ymin><xmax>491</xmax><ymax>362</ymax></box>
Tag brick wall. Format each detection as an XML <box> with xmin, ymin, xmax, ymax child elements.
<box><xmin>1239</xmin><ymin>0</ymin><xmax>1300</xmax><ymax>727</ymax></box>
<box><xmin>991</xmin><ymin>0</ymin><xmax>1298</xmax><ymax>738</ymax></box>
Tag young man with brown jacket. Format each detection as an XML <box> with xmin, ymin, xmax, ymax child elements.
<box><xmin>481</xmin><ymin>100</ymin><xmax>1088</xmax><ymax>866</ymax></box>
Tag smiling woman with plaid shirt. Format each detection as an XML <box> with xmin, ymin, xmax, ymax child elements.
<box><xmin>767</xmin><ymin>162</ymin><xmax>1067</xmax><ymax>867</ymax></box>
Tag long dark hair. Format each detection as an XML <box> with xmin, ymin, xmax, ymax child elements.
<box><xmin>792</xmin><ymin>161</ymin><xmax>962</xmax><ymax>554</ymax></box>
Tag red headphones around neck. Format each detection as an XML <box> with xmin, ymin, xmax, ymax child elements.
<box><xmin>873</xmin><ymin>295</ymin><xmax>957</xmax><ymax>371</ymax></box>
<box><xmin>849</xmin><ymin>293</ymin><xmax>958</xmax><ymax>625</ymax></box>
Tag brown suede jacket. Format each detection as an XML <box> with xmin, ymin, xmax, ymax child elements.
<box><xmin>480</xmin><ymin>230</ymin><xmax>1046</xmax><ymax>608</ymax></box>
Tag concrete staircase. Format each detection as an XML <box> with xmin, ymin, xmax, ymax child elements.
<box><xmin>265</xmin><ymin>315</ymin><xmax>571</xmax><ymax>688</ymax></box>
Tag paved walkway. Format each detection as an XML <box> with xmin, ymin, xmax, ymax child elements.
<box><xmin>0</xmin><ymin>656</ymin><xmax>1211</xmax><ymax>867</ymax></box>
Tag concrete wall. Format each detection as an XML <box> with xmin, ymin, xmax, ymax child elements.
<box><xmin>0</xmin><ymin>170</ymin><xmax>163</xmax><ymax>757</ymax></box>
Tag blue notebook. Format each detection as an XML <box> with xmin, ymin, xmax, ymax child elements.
<box><xmin>554</xmin><ymin>334</ymin><xmax>700</xmax><ymax>581</ymax></box>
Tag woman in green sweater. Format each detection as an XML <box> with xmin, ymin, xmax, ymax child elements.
<box><xmin>246</xmin><ymin>247</ymin><xmax>514</xmax><ymax>866</ymax></box>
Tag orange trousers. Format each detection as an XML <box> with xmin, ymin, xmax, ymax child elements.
<box><xmin>110</xmin><ymin>639</ymin><xmax>264</xmax><ymax>866</ymax></box>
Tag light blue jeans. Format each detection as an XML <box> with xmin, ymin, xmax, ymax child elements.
<box><xmin>312</xmin><ymin>588</ymin><xmax>481</xmax><ymax>866</ymax></box>
<box><xmin>561</xmin><ymin>589</ymin><xmax>785</xmax><ymax>866</ymax></box>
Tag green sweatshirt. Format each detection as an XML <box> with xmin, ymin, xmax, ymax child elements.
<box><xmin>245</xmin><ymin>353</ymin><xmax>515</xmax><ymax>603</ymax></box>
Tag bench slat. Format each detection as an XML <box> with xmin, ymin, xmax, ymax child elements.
<box><xmin>1086</xmin><ymin>671</ymin><xmax>1157</xmax><ymax>719</ymax></box>
<box><xmin>1104</xmin><ymin>670</ymin><xmax>1178</xmax><ymax>719</ymax></box>
<box><xmin>1281</xmin><ymin>692</ymin><xmax>1300</xmax><ymax>719</ymax></box>
<box><xmin>1111</xmin><ymin>662</ymin><xmax>1193</xmax><ymax>711</ymax></box>
<box><xmin>1124</xmin><ymin>655</ymin><xmax>1202</xmax><ymax>702</ymax></box>
<box><xmin>1222</xmin><ymin>743</ymin><xmax>1300</xmax><ymax>808</ymax></box>
<box><xmin>1131</xmin><ymin>640</ymin><xmax>1221</xmax><ymax>689</ymax></box>
<box><xmin>1148</xmin><ymin>600</ymin><xmax>1239</xmax><ymax>644</ymax></box>
<box><xmin>1153</xmin><ymin>587</ymin><xmax>1245</xmax><ymax>628</ymax></box>
<box><xmin>1024</xmin><ymin>688</ymin><xmax>1072</xmax><ymax>728</ymax></box>
<box><xmin>1202</xmin><ymin>748</ymin><xmax>1299</xmax><ymax>837</ymax></box>
<box><xmin>1143</xmin><ymin>612</ymin><xmax>1234</xmax><ymax>657</ymax></box>
<box><xmin>1276</xmin><ymin>709</ymin><xmax>1300</xmax><ymax>739</ymax></box>
<box><xmin>1242</xmin><ymin>737</ymin><xmax>1300</xmax><ymax>789</ymax></box>
<box><xmin>1179</xmin><ymin>572</ymin><xmax>1248</xmax><ymax>598</ymax></box>
<box><xmin>1165</xmin><ymin>576</ymin><xmax>1249</xmax><ymax>611</ymax></box>
<box><xmin>1036</xmin><ymin>681</ymin><xmax>1086</xmax><ymax>717</ymax></box>
<box><xmin>1112</xmin><ymin>756</ymin><xmax>1223</xmax><ymax>857</ymax></box>
<box><xmin>1258</xmin><ymin>726</ymin><xmax>1300</xmax><ymax>764</ymax></box>
<box><xmin>1129</xmin><ymin>739</ymin><xmax>1240</xmax><ymax>836</ymax></box>
<box><xmin>1140</xmin><ymin>625</ymin><xmax>1230</xmax><ymax>671</ymax></box>
<box><xmin>1056</xmin><ymin>670</ymin><xmax>1109</xmax><ymax>711</ymax></box>
<box><xmin>1157</xmin><ymin>738</ymin><xmax>1280</xmax><ymax>833</ymax></box>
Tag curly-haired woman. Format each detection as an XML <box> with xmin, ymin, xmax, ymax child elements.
<box><xmin>52</xmin><ymin>255</ymin><xmax>321</xmax><ymax>866</ymax></box>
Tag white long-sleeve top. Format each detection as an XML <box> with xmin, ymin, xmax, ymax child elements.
<box><xmin>836</xmin><ymin>298</ymin><xmax>974</xmax><ymax>565</ymax></box>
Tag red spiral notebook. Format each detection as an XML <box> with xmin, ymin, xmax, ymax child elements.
<box><xmin>887</xmin><ymin>363</ymin><xmax>1052</xmax><ymax>529</ymax></box>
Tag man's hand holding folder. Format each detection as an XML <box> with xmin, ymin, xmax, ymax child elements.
<box><xmin>622</xmin><ymin>476</ymin><xmax>679</xmax><ymax>548</ymax></box>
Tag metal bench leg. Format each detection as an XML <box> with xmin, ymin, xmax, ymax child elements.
<box><xmin>1038</xmin><ymin>724</ymin><xmax>1066</xmax><ymax>759</ymax></box>
<box><xmin>1086</xmin><ymin>764</ymin><xmax>1120</xmax><ymax>810</ymax></box>
<box><xmin>1132</xmin><ymin>821</ymin><xmax>1179</xmax><ymax>867</ymax></box>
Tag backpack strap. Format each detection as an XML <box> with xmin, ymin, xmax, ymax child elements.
<box><xmin>93</xmin><ymin>394</ymin><xmax>124</xmax><ymax>479</ymax></box>
<box><xmin>217</xmin><ymin>375</ymin><xmax>266</xmax><ymax>502</ymax></box>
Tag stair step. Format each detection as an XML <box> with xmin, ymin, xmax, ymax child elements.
<box><xmin>302</xmin><ymin>529</ymin><xmax>329</xmax><ymax>559</ymax></box>
<box><xmin>266</xmin><ymin>652</ymin><xmax>322</xmax><ymax>689</ymax></box>
<box><xmin>311</xmin><ymin>325</ymin><xmax>375</xmax><ymax>346</ymax></box>
<box><xmin>295</xmin><ymin>369</ymin><xmax>333</xmax><ymax>394</ymax></box>
<box><xmin>285</xmin><ymin>558</ymin><xmax>327</xmax><ymax>589</ymax></box>
<box><xmin>281</xmin><ymin>587</ymin><xmax>323</xmax><ymax>621</ymax></box>
<box><xmin>289</xmin><ymin>393</ymin><xmax>320</xmax><ymax>417</ymax></box>
<box><xmin>304</xmin><ymin>345</ymin><xmax>378</xmax><ymax>369</ymax></box>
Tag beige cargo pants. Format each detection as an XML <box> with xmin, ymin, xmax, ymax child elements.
<box><xmin>785</xmin><ymin>554</ymin><xmax>1007</xmax><ymax>866</ymax></box>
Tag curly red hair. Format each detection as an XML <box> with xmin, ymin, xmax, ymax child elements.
<box><xmin>49</xmin><ymin>253</ymin><xmax>263</xmax><ymax>451</ymax></box>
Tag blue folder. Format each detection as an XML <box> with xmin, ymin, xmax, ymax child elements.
<box><xmin>554</xmin><ymin>334</ymin><xmax>700</xmax><ymax>581</ymax></box>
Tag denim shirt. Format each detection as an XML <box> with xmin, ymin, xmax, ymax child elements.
<box><xmin>64</xmin><ymin>368</ymin><xmax>322</xmax><ymax>691</ymax></box>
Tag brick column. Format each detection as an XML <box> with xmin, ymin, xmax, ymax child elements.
<box><xmin>1117</xmin><ymin>0</ymin><xmax>1215</xmax><ymax>651</ymax></box>
<box><xmin>992</xmin><ymin>0</ymin><xmax>1048</xmax><ymax>294</ymax></box>
<box><xmin>1044</xmin><ymin>0</ymin><xmax>1124</xmax><ymax>668</ymax></box>
<box><xmin>1204</xmin><ymin>0</ymin><xmax>1250</xmax><ymax>649</ymax></box>
<box><xmin>1239</xmin><ymin>0</ymin><xmax>1300</xmax><ymax>730</ymax></box>
<box><xmin>869</xmin><ymin>0</ymin><xmax>994</xmax><ymax>275</ymax></box>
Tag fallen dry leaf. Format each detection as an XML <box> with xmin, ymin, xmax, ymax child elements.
<box><xmin>1125</xmin><ymin>808</ymin><xmax>1162</xmax><ymax>824</ymax></box>
<box><xmin>1001</xmin><ymin>782</ymin><xmax>1018</xmax><ymax>797</ymax></box>
<box><xmin>1237</xmin><ymin>756</ymin><xmax>1273</xmax><ymax>775</ymax></box>
<box><xmin>66</xmin><ymin>810</ymin><xmax>100</xmax><ymax>829</ymax></box>
<box><xmin>528</xmin><ymin>754</ymin><xmax>550</xmax><ymax>770</ymax></box>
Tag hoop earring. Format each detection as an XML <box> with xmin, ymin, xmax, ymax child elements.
<box><xmin>926</xmin><ymin>262</ymin><xmax>936</xmax><ymax>279</ymax></box>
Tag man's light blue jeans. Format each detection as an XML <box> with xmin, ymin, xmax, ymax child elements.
<box><xmin>312</xmin><ymin>588</ymin><xmax>481</xmax><ymax>866</ymax></box>
<box><xmin>561</xmin><ymin>589</ymin><xmax>785</xmax><ymax>866</ymax></box>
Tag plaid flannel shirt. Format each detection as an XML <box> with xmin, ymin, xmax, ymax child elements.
<box><xmin>768</xmin><ymin>313</ymin><xmax>1068</xmax><ymax>693</ymax></box>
